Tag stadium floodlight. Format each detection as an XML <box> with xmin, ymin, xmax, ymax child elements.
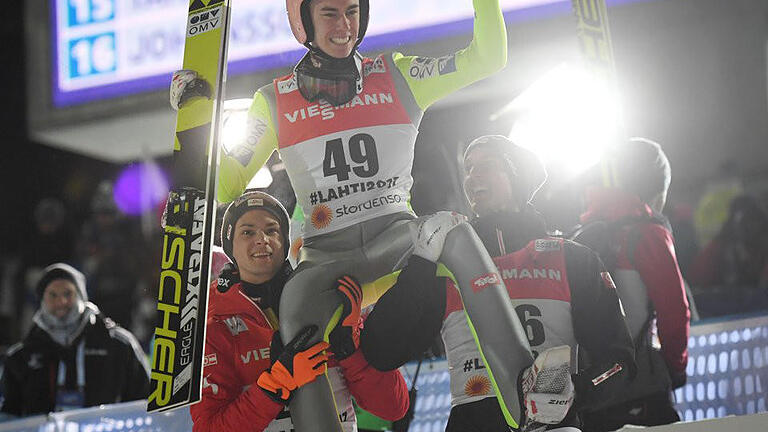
<box><xmin>502</xmin><ymin>63</ymin><xmax>621</xmax><ymax>177</ymax></box>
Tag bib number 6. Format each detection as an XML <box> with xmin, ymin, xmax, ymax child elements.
<box><xmin>515</xmin><ymin>304</ymin><xmax>545</xmax><ymax>353</ymax></box>
<box><xmin>323</xmin><ymin>133</ymin><xmax>379</xmax><ymax>182</ymax></box>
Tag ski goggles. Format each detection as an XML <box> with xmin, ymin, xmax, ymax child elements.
<box><xmin>294</xmin><ymin>52</ymin><xmax>362</xmax><ymax>106</ymax></box>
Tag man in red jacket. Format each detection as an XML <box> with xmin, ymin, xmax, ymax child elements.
<box><xmin>190</xmin><ymin>190</ymin><xmax>408</xmax><ymax>431</ymax></box>
<box><xmin>575</xmin><ymin>138</ymin><xmax>690</xmax><ymax>430</ymax></box>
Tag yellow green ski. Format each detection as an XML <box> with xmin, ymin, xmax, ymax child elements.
<box><xmin>147</xmin><ymin>0</ymin><xmax>231</xmax><ymax>413</ymax></box>
<box><xmin>571</xmin><ymin>0</ymin><xmax>622</xmax><ymax>187</ymax></box>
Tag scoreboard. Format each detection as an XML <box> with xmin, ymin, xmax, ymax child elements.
<box><xmin>52</xmin><ymin>0</ymin><xmax>564</xmax><ymax>107</ymax></box>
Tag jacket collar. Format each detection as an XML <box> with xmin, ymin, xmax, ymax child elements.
<box><xmin>209</xmin><ymin>261</ymin><xmax>292</xmax><ymax>319</ymax></box>
<box><xmin>580</xmin><ymin>187</ymin><xmax>654</xmax><ymax>224</ymax></box>
<box><xmin>472</xmin><ymin>207</ymin><xmax>548</xmax><ymax>256</ymax></box>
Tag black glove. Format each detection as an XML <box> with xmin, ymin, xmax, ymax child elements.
<box><xmin>216</xmin><ymin>263</ymin><xmax>240</xmax><ymax>293</ymax></box>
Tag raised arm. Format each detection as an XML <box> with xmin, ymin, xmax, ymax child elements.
<box><xmin>393</xmin><ymin>0</ymin><xmax>507</xmax><ymax>110</ymax></box>
<box><xmin>217</xmin><ymin>90</ymin><xmax>279</xmax><ymax>203</ymax></box>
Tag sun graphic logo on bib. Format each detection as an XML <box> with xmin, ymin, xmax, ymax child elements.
<box><xmin>274</xmin><ymin>55</ymin><xmax>417</xmax><ymax>238</ymax></box>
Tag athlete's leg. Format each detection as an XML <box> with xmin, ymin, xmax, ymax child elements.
<box><xmin>343</xmin><ymin>215</ymin><xmax>534</xmax><ymax>427</ymax></box>
<box><xmin>360</xmin><ymin>255</ymin><xmax>446</xmax><ymax>371</ymax></box>
<box><xmin>281</xmin><ymin>214</ymin><xmax>533</xmax><ymax>430</ymax></box>
<box><xmin>280</xmin><ymin>256</ymin><xmax>363</xmax><ymax>432</ymax></box>
<box><xmin>439</xmin><ymin>221</ymin><xmax>534</xmax><ymax>427</ymax></box>
<box><xmin>278</xmin><ymin>217</ymin><xmax>415</xmax><ymax>432</ymax></box>
<box><xmin>362</xmin><ymin>215</ymin><xmax>535</xmax><ymax>427</ymax></box>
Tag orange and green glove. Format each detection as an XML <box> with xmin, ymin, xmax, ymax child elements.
<box><xmin>257</xmin><ymin>325</ymin><xmax>329</xmax><ymax>403</ymax></box>
<box><xmin>329</xmin><ymin>275</ymin><xmax>363</xmax><ymax>360</ymax></box>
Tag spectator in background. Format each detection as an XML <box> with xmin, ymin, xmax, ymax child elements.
<box><xmin>0</xmin><ymin>263</ymin><xmax>149</xmax><ymax>418</ymax></box>
<box><xmin>75</xmin><ymin>181</ymin><xmax>141</xmax><ymax>331</ymax></box>
<box><xmin>689</xmin><ymin>195</ymin><xmax>768</xmax><ymax>291</ymax></box>
<box><xmin>11</xmin><ymin>198</ymin><xmax>74</xmax><ymax>343</ymax></box>
<box><xmin>573</xmin><ymin>138</ymin><xmax>690</xmax><ymax>430</ymax></box>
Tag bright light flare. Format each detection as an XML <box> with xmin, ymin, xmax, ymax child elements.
<box><xmin>507</xmin><ymin>64</ymin><xmax>621</xmax><ymax>177</ymax></box>
<box><xmin>221</xmin><ymin>98</ymin><xmax>274</xmax><ymax>189</ymax></box>
<box><xmin>220</xmin><ymin>98</ymin><xmax>253</xmax><ymax>154</ymax></box>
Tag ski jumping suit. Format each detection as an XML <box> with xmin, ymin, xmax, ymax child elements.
<box><xmin>363</xmin><ymin>209</ymin><xmax>636</xmax><ymax>431</ymax></box>
<box><xmin>577</xmin><ymin>188</ymin><xmax>689</xmax><ymax>430</ymax></box>
<box><xmin>217</xmin><ymin>1</ymin><xmax>534</xmax><ymax>430</ymax></box>
<box><xmin>190</xmin><ymin>275</ymin><xmax>408</xmax><ymax>432</ymax></box>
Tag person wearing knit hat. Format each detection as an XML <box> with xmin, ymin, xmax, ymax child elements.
<box><xmin>462</xmin><ymin>135</ymin><xmax>548</xmax><ymax>215</ymax></box>
<box><xmin>1</xmin><ymin>263</ymin><xmax>149</xmax><ymax>417</ymax></box>
<box><xmin>608</xmin><ymin>137</ymin><xmax>671</xmax><ymax>214</ymax></box>
<box><xmin>33</xmin><ymin>263</ymin><xmax>89</xmax><ymax>347</ymax></box>
<box><xmin>190</xmin><ymin>190</ymin><xmax>408</xmax><ymax>432</ymax></box>
<box><xmin>219</xmin><ymin>190</ymin><xmax>292</xmax><ymax>288</ymax></box>
<box><xmin>361</xmin><ymin>135</ymin><xmax>636</xmax><ymax>432</ymax></box>
<box><xmin>575</xmin><ymin>137</ymin><xmax>689</xmax><ymax>431</ymax></box>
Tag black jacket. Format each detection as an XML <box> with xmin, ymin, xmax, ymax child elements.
<box><xmin>363</xmin><ymin>209</ymin><xmax>636</xmax><ymax>404</ymax></box>
<box><xmin>1</xmin><ymin>305</ymin><xmax>149</xmax><ymax>417</ymax></box>
<box><xmin>473</xmin><ymin>210</ymin><xmax>636</xmax><ymax>383</ymax></box>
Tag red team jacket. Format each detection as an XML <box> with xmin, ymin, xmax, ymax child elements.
<box><xmin>581</xmin><ymin>188</ymin><xmax>690</xmax><ymax>378</ymax></box>
<box><xmin>190</xmin><ymin>280</ymin><xmax>409</xmax><ymax>432</ymax></box>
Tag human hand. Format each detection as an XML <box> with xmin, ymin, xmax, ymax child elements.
<box><xmin>257</xmin><ymin>325</ymin><xmax>330</xmax><ymax>403</ymax></box>
<box><xmin>170</xmin><ymin>69</ymin><xmax>211</xmax><ymax>110</ymax></box>
<box><xmin>329</xmin><ymin>275</ymin><xmax>363</xmax><ymax>360</ymax></box>
<box><xmin>413</xmin><ymin>211</ymin><xmax>466</xmax><ymax>262</ymax></box>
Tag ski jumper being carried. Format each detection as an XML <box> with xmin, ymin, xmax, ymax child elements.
<box><xmin>176</xmin><ymin>1</ymin><xmax>533</xmax><ymax>430</ymax></box>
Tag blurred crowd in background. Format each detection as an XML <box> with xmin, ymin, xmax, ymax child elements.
<box><xmin>1</xmin><ymin>149</ymin><xmax>767</xmax><ymax>355</ymax></box>
<box><xmin>0</xmin><ymin>181</ymin><xmax>159</xmax><ymax>351</ymax></box>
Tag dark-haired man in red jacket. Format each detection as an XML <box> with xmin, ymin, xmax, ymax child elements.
<box><xmin>190</xmin><ymin>190</ymin><xmax>408</xmax><ymax>431</ymax></box>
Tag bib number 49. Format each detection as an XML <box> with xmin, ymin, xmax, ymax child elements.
<box><xmin>323</xmin><ymin>133</ymin><xmax>379</xmax><ymax>181</ymax></box>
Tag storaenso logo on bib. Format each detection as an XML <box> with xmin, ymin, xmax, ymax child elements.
<box><xmin>334</xmin><ymin>193</ymin><xmax>405</xmax><ymax>218</ymax></box>
<box><xmin>187</xmin><ymin>6</ymin><xmax>223</xmax><ymax>37</ymax></box>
